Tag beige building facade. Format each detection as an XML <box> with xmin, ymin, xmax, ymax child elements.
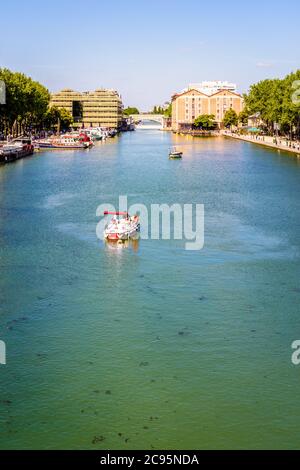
<box><xmin>171</xmin><ymin>88</ymin><xmax>244</xmax><ymax>131</ymax></box>
<box><xmin>50</xmin><ymin>88</ymin><xmax>123</xmax><ymax>129</ymax></box>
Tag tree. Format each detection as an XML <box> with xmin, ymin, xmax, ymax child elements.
<box><xmin>43</xmin><ymin>106</ymin><xmax>73</xmax><ymax>131</ymax></box>
<box><xmin>244</xmin><ymin>79</ymin><xmax>281</xmax><ymax>133</ymax></box>
<box><xmin>164</xmin><ymin>103</ymin><xmax>172</xmax><ymax>118</ymax></box>
<box><xmin>58</xmin><ymin>107</ymin><xmax>73</xmax><ymax>130</ymax></box>
<box><xmin>238</xmin><ymin>108</ymin><xmax>249</xmax><ymax>126</ymax></box>
<box><xmin>243</xmin><ymin>71</ymin><xmax>300</xmax><ymax>137</ymax></box>
<box><xmin>194</xmin><ymin>114</ymin><xmax>216</xmax><ymax>130</ymax></box>
<box><xmin>280</xmin><ymin>70</ymin><xmax>300</xmax><ymax>137</ymax></box>
<box><xmin>151</xmin><ymin>105</ymin><xmax>164</xmax><ymax>114</ymax></box>
<box><xmin>0</xmin><ymin>68</ymin><xmax>50</xmax><ymax>136</ymax></box>
<box><xmin>223</xmin><ymin>109</ymin><xmax>238</xmax><ymax>128</ymax></box>
<box><xmin>123</xmin><ymin>107</ymin><xmax>139</xmax><ymax>116</ymax></box>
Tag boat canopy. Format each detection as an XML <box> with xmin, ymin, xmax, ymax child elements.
<box><xmin>104</xmin><ymin>211</ymin><xmax>128</xmax><ymax>216</ymax></box>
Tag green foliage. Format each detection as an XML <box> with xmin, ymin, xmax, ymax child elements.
<box><xmin>44</xmin><ymin>106</ymin><xmax>73</xmax><ymax>131</ymax></box>
<box><xmin>123</xmin><ymin>107</ymin><xmax>139</xmax><ymax>116</ymax></box>
<box><xmin>164</xmin><ymin>103</ymin><xmax>172</xmax><ymax>118</ymax></box>
<box><xmin>244</xmin><ymin>70</ymin><xmax>300</xmax><ymax>136</ymax></box>
<box><xmin>0</xmin><ymin>68</ymin><xmax>50</xmax><ymax>135</ymax></box>
<box><xmin>194</xmin><ymin>114</ymin><xmax>216</xmax><ymax>130</ymax></box>
<box><xmin>151</xmin><ymin>105</ymin><xmax>165</xmax><ymax>114</ymax></box>
<box><xmin>57</xmin><ymin>107</ymin><xmax>73</xmax><ymax>130</ymax></box>
<box><xmin>238</xmin><ymin>108</ymin><xmax>250</xmax><ymax>125</ymax></box>
<box><xmin>223</xmin><ymin>108</ymin><xmax>238</xmax><ymax>128</ymax></box>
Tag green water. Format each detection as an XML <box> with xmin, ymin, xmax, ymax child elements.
<box><xmin>0</xmin><ymin>131</ymin><xmax>300</xmax><ymax>450</ymax></box>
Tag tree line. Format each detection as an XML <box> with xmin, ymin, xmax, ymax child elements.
<box><xmin>243</xmin><ymin>70</ymin><xmax>300</xmax><ymax>137</ymax></box>
<box><xmin>0</xmin><ymin>68</ymin><xmax>73</xmax><ymax>137</ymax></box>
<box><xmin>123</xmin><ymin>103</ymin><xmax>172</xmax><ymax>117</ymax></box>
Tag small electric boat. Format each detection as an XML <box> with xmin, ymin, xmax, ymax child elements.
<box><xmin>103</xmin><ymin>211</ymin><xmax>140</xmax><ymax>241</ymax></box>
<box><xmin>169</xmin><ymin>147</ymin><xmax>183</xmax><ymax>159</ymax></box>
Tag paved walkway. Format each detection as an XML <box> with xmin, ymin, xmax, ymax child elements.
<box><xmin>223</xmin><ymin>131</ymin><xmax>300</xmax><ymax>156</ymax></box>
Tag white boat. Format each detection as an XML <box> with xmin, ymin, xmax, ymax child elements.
<box><xmin>0</xmin><ymin>138</ymin><xmax>34</xmax><ymax>163</ymax></box>
<box><xmin>101</xmin><ymin>129</ymin><xmax>109</xmax><ymax>139</ymax></box>
<box><xmin>36</xmin><ymin>133</ymin><xmax>92</xmax><ymax>149</ymax></box>
<box><xmin>169</xmin><ymin>147</ymin><xmax>183</xmax><ymax>159</ymax></box>
<box><xmin>103</xmin><ymin>211</ymin><xmax>140</xmax><ymax>241</ymax></box>
<box><xmin>81</xmin><ymin>128</ymin><xmax>103</xmax><ymax>141</ymax></box>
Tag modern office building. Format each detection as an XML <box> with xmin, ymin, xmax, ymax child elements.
<box><xmin>171</xmin><ymin>84</ymin><xmax>244</xmax><ymax>131</ymax></box>
<box><xmin>50</xmin><ymin>88</ymin><xmax>123</xmax><ymax>129</ymax></box>
<box><xmin>187</xmin><ymin>81</ymin><xmax>237</xmax><ymax>95</ymax></box>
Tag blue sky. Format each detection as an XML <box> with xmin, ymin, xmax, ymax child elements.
<box><xmin>0</xmin><ymin>0</ymin><xmax>299</xmax><ymax>110</ymax></box>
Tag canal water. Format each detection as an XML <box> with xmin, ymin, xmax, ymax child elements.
<box><xmin>0</xmin><ymin>131</ymin><xmax>300</xmax><ymax>449</ymax></box>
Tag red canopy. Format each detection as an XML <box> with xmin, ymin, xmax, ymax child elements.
<box><xmin>104</xmin><ymin>211</ymin><xmax>128</xmax><ymax>216</ymax></box>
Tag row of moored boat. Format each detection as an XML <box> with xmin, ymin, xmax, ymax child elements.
<box><xmin>35</xmin><ymin>127</ymin><xmax>117</xmax><ymax>149</ymax></box>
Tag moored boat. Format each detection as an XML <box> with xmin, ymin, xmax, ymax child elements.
<box><xmin>108</xmin><ymin>129</ymin><xmax>118</xmax><ymax>138</ymax></box>
<box><xmin>169</xmin><ymin>147</ymin><xmax>183</xmax><ymax>159</ymax></box>
<box><xmin>103</xmin><ymin>211</ymin><xmax>140</xmax><ymax>241</ymax></box>
<box><xmin>0</xmin><ymin>138</ymin><xmax>34</xmax><ymax>164</ymax></box>
<box><xmin>81</xmin><ymin>128</ymin><xmax>103</xmax><ymax>141</ymax></box>
<box><xmin>36</xmin><ymin>133</ymin><xmax>92</xmax><ymax>149</ymax></box>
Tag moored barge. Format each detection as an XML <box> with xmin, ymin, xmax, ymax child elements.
<box><xmin>0</xmin><ymin>138</ymin><xmax>34</xmax><ymax>164</ymax></box>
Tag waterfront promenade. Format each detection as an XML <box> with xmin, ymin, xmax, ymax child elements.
<box><xmin>223</xmin><ymin>131</ymin><xmax>300</xmax><ymax>156</ymax></box>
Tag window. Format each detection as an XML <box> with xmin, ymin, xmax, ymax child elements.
<box><xmin>72</xmin><ymin>101</ymin><xmax>83</xmax><ymax>121</ymax></box>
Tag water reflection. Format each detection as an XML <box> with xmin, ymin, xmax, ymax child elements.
<box><xmin>104</xmin><ymin>237</ymin><xmax>140</xmax><ymax>253</ymax></box>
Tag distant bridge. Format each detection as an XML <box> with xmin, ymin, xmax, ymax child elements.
<box><xmin>130</xmin><ymin>114</ymin><xmax>164</xmax><ymax>126</ymax></box>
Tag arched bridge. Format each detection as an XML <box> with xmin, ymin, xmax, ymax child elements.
<box><xmin>130</xmin><ymin>114</ymin><xmax>164</xmax><ymax>126</ymax></box>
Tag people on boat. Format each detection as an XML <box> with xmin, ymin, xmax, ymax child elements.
<box><xmin>103</xmin><ymin>211</ymin><xmax>140</xmax><ymax>241</ymax></box>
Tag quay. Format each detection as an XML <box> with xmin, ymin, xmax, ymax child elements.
<box><xmin>223</xmin><ymin>131</ymin><xmax>300</xmax><ymax>156</ymax></box>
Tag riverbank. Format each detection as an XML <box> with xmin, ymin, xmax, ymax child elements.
<box><xmin>174</xmin><ymin>130</ymin><xmax>219</xmax><ymax>137</ymax></box>
<box><xmin>223</xmin><ymin>131</ymin><xmax>300</xmax><ymax>156</ymax></box>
